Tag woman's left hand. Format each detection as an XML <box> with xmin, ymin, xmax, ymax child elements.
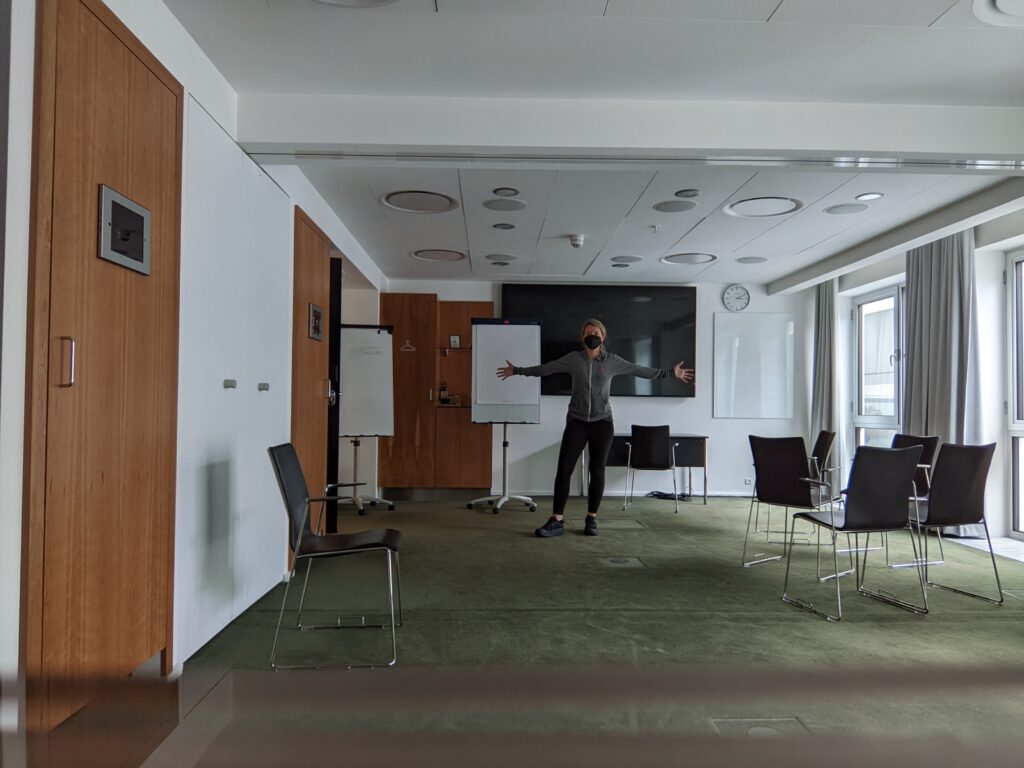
<box><xmin>673</xmin><ymin>361</ymin><xmax>695</xmax><ymax>383</ymax></box>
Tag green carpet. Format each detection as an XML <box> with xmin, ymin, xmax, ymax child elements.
<box><xmin>183</xmin><ymin>496</ymin><xmax>1024</xmax><ymax>743</ymax></box>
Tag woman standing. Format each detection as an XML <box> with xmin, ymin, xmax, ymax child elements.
<box><xmin>497</xmin><ymin>319</ymin><xmax>694</xmax><ymax>538</ymax></box>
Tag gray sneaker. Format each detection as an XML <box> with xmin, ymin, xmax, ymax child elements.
<box><xmin>584</xmin><ymin>516</ymin><xmax>598</xmax><ymax>536</ymax></box>
<box><xmin>535</xmin><ymin>517</ymin><xmax>565</xmax><ymax>538</ymax></box>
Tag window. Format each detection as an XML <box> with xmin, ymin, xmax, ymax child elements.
<box><xmin>852</xmin><ymin>288</ymin><xmax>904</xmax><ymax>447</ymax></box>
<box><xmin>1008</xmin><ymin>249</ymin><xmax>1024</xmax><ymax>536</ymax></box>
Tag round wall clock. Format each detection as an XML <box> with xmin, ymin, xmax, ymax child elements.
<box><xmin>723</xmin><ymin>284</ymin><xmax>751</xmax><ymax>312</ymax></box>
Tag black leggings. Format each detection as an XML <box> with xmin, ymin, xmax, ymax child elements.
<box><xmin>552</xmin><ymin>417</ymin><xmax>615</xmax><ymax>516</ymax></box>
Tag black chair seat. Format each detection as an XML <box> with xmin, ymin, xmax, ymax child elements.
<box><xmin>793</xmin><ymin>508</ymin><xmax>846</xmax><ymax>530</ymax></box>
<box><xmin>298</xmin><ymin>528</ymin><xmax>402</xmax><ymax>557</ymax></box>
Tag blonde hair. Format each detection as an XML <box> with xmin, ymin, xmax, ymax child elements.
<box><xmin>580</xmin><ymin>318</ymin><xmax>607</xmax><ymax>342</ymax></box>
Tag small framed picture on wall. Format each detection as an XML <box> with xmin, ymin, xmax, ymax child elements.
<box><xmin>308</xmin><ymin>303</ymin><xmax>323</xmax><ymax>341</ymax></box>
<box><xmin>449</xmin><ymin>335</ymin><xmax>461</xmax><ymax>349</ymax></box>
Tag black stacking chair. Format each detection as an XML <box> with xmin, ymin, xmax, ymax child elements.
<box><xmin>742</xmin><ymin>436</ymin><xmax>840</xmax><ymax>568</ymax></box>
<box><xmin>886</xmin><ymin>433</ymin><xmax>942</xmax><ymax>567</ymax></box>
<box><xmin>267</xmin><ymin>443</ymin><xmax>403</xmax><ymax>670</ymax></box>
<box><xmin>623</xmin><ymin>425</ymin><xmax>679</xmax><ymax>513</ymax></box>
<box><xmin>916</xmin><ymin>443</ymin><xmax>1002</xmax><ymax>605</ymax></box>
<box><xmin>782</xmin><ymin>445</ymin><xmax>926</xmax><ymax>622</ymax></box>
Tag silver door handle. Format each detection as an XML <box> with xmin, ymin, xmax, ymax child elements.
<box><xmin>327</xmin><ymin>379</ymin><xmax>337</xmax><ymax>406</ymax></box>
<box><xmin>428</xmin><ymin>387</ymin><xmax>433</xmax><ymax>402</ymax></box>
<box><xmin>59</xmin><ymin>336</ymin><xmax>76</xmax><ymax>388</ymax></box>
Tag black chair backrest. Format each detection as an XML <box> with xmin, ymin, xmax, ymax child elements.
<box><xmin>629</xmin><ymin>425</ymin><xmax>673</xmax><ymax>470</ymax></box>
<box><xmin>843</xmin><ymin>445</ymin><xmax>922</xmax><ymax>530</ymax></box>
<box><xmin>809</xmin><ymin>430</ymin><xmax>836</xmax><ymax>477</ymax></box>
<box><xmin>749</xmin><ymin>435</ymin><xmax>812</xmax><ymax>508</ymax></box>
<box><xmin>923</xmin><ymin>443</ymin><xmax>996</xmax><ymax>527</ymax></box>
<box><xmin>891</xmin><ymin>433</ymin><xmax>940</xmax><ymax>495</ymax></box>
<box><xmin>268</xmin><ymin>443</ymin><xmax>312</xmax><ymax>551</ymax></box>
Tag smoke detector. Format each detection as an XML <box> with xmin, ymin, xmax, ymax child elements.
<box><xmin>568</xmin><ymin>234</ymin><xmax>585</xmax><ymax>249</ymax></box>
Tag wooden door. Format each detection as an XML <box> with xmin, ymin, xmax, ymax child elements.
<box><xmin>291</xmin><ymin>208</ymin><xmax>332</xmax><ymax>513</ymax></box>
<box><xmin>379</xmin><ymin>294</ymin><xmax>437</xmax><ymax>487</ymax></box>
<box><xmin>31</xmin><ymin>0</ymin><xmax>183</xmax><ymax>727</ymax></box>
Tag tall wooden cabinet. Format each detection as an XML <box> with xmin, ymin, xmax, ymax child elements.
<box><xmin>379</xmin><ymin>294</ymin><xmax>493</xmax><ymax>489</ymax></box>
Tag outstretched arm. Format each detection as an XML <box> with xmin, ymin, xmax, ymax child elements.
<box><xmin>609</xmin><ymin>355</ymin><xmax>695</xmax><ymax>383</ymax></box>
<box><xmin>498</xmin><ymin>353</ymin><xmax>574</xmax><ymax>379</ymax></box>
<box><xmin>496</xmin><ymin>360</ymin><xmax>516</xmax><ymax>380</ymax></box>
<box><xmin>673</xmin><ymin>361</ymin><xmax>695</xmax><ymax>383</ymax></box>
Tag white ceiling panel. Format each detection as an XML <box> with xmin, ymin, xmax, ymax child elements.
<box><xmin>606</xmin><ymin>0</ymin><xmax>782</xmax><ymax>21</ymax></box>
<box><xmin>438</xmin><ymin>0</ymin><xmax>607</xmax><ymax>14</ymax></box>
<box><xmin>531</xmin><ymin>217</ymin><xmax>620</xmax><ymax>276</ymax></box>
<box><xmin>546</xmin><ymin>170</ymin><xmax>655</xmax><ymax>220</ymax></box>
<box><xmin>358</xmin><ymin>166</ymin><xmax>467</xmax><ymax>254</ymax></box>
<box><xmin>771</xmin><ymin>0</ymin><xmax>959</xmax><ymax>26</ymax></box>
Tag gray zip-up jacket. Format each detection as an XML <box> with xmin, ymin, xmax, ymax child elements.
<box><xmin>514</xmin><ymin>349</ymin><xmax>669</xmax><ymax>423</ymax></box>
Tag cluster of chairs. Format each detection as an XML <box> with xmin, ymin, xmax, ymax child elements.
<box><xmin>742</xmin><ymin>432</ymin><xmax>1002</xmax><ymax>621</ymax></box>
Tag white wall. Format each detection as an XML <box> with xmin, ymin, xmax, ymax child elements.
<box><xmin>384</xmin><ymin>280</ymin><xmax>814</xmax><ymax>497</ymax></box>
<box><xmin>174</xmin><ymin>99</ymin><xmax>292</xmax><ymax>667</ymax></box>
<box><xmin>1</xmin><ymin>0</ymin><xmax>34</xmax><ymax>740</ymax></box>
<box><xmin>338</xmin><ymin>277</ymin><xmax>381</xmax><ymax>493</ymax></box>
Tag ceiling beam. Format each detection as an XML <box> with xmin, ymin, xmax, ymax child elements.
<box><xmin>767</xmin><ymin>177</ymin><xmax>1024</xmax><ymax>294</ymax></box>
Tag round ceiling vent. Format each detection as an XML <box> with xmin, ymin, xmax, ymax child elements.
<box><xmin>492</xmin><ymin>187</ymin><xmax>520</xmax><ymax>197</ymax></box>
<box><xmin>972</xmin><ymin>0</ymin><xmax>1024</xmax><ymax>26</ymax></box>
<box><xmin>491</xmin><ymin>261</ymin><xmax>511</xmax><ymax>267</ymax></box>
<box><xmin>653</xmin><ymin>199</ymin><xmax>698</xmax><ymax>213</ymax></box>
<box><xmin>611</xmin><ymin>255</ymin><xmax>642</xmax><ymax>263</ymax></box>
<box><xmin>660</xmin><ymin>252</ymin><xmax>717</xmax><ymax>265</ymax></box>
<box><xmin>855</xmin><ymin>192</ymin><xmax>884</xmax><ymax>201</ymax></box>
<box><xmin>483</xmin><ymin>198</ymin><xmax>527</xmax><ymax>212</ymax></box>
<box><xmin>492</xmin><ymin>222</ymin><xmax>515</xmax><ymax>230</ymax></box>
<box><xmin>675</xmin><ymin>188</ymin><xmax>700</xmax><ymax>199</ymax></box>
<box><xmin>411</xmin><ymin>249</ymin><xmax>465</xmax><ymax>262</ymax></box>
<box><xmin>611</xmin><ymin>263</ymin><xmax>630</xmax><ymax>269</ymax></box>
<box><xmin>724</xmin><ymin>196</ymin><xmax>803</xmax><ymax>218</ymax></box>
<box><xmin>824</xmin><ymin>203</ymin><xmax>869</xmax><ymax>215</ymax></box>
<box><xmin>383</xmin><ymin>190</ymin><xmax>458</xmax><ymax>214</ymax></box>
<box><xmin>485</xmin><ymin>253</ymin><xmax>517</xmax><ymax>261</ymax></box>
<box><xmin>736</xmin><ymin>256</ymin><xmax>768</xmax><ymax>264</ymax></box>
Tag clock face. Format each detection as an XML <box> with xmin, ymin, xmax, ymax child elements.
<box><xmin>723</xmin><ymin>284</ymin><xmax>751</xmax><ymax>312</ymax></box>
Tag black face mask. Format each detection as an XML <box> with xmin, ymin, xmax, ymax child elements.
<box><xmin>584</xmin><ymin>334</ymin><xmax>602</xmax><ymax>350</ymax></box>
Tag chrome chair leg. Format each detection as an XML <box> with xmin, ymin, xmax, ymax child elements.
<box><xmin>856</xmin><ymin>531</ymin><xmax>928</xmax><ymax>615</ymax></box>
<box><xmin>270</xmin><ymin>567</ymin><xmax>296</xmax><ymax>670</ymax></box>
<box><xmin>394</xmin><ymin>551</ymin><xmax>404</xmax><ymax>627</ymax></box>
<box><xmin>782</xmin><ymin>517</ymin><xmax>842</xmax><ymax>622</ymax></box>
<box><xmin>384</xmin><ymin>550</ymin><xmax>398</xmax><ymax>667</ymax></box>
<box><xmin>816</xmin><ymin>531</ymin><xmax>855</xmax><ymax>583</ymax></box>
<box><xmin>742</xmin><ymin>497</ymin><xmax>781</xmax><ymax>567</ymax></box>
<box><xmin>295</xmin><ymin>558</ymin><xmax>313</xmax><ymax>628</ymax></box>
<box><xmin>925</xmin><ymin>519</ymin><xmax>1004</xmax><ymax>604</ymax></box>
<box><xmin>622</xmin><ymin>465</ymin><xmax>630</xmax><ymax>510</ymax></box>
<box><xmin>672</xmin><ymin>466</ymin><xmax>679</xmax><ymax>514</ymax></box>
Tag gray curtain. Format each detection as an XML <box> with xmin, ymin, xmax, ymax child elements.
<box><xmin>810</xmin><ymin>279</ymin><xmax>836</xmax><ymax>445</ymax></box>
<box><xmin>903</xmin><ymin>230</ymin><xmax>981</xmax><ymax>536</ymax></box>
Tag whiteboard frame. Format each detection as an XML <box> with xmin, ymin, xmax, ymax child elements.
<box><xmin>472</xmin><ymin>318</ymin><xmax>541</xmax><ymax>425</ymax></box>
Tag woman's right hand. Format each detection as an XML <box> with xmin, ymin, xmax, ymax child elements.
<box><xmin>496</xmin><ymin>360</ymin><xmax>515</xmax><ymax>380</ymax></box>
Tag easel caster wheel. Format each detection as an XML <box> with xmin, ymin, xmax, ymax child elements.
<box><xmin>369</xmin><ymin>501</ymin><xmax>378</xmax><ymax>506</ymax></box>
<box><xmin>387</xmin><ymin>504</ymin><xmax>396</xmax><ymax>511</ymax></box>
<box><xmin>529</xmin><ymin>505</ymin><xmax>537</xmax><ymax>512</ymax></box>
<box><xmin>492</xmin><ymin>509</ymin><xmax>499</xmax><ymax>515</ymax></box>
<box><xmin>466</xmin><ymin>503</ymin><xmax>474</xmax><ymax>510</ymax></box>
<box><xmin>487</xmin><ymin>500</ymin><xmax>494</xmax><ymax>506</ymax></box>
<box><xmin>358</xmin><ymin>510</ymin><xmax>367</xmax><ymax>516</ymax></box>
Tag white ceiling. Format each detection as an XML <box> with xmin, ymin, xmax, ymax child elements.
<box><xmin>164</xmin><ymin>0</ymin><xmax>1024</xmax><ymax>106</ymax></box>
<box><xmin>301</xmin><ymin>162</ymin><xmax>1002</xmax><ymax>283</ymax></box>
<box><xmin>162</xmin><ymin>0</ymin><xmax>1024</xmax><ymax>288</ymax></box>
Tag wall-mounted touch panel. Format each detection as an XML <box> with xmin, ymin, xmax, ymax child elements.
<box><xmin>98</xmin><ymin>184</ymin><xmax>151</xmax><ymax>275</ymax></box>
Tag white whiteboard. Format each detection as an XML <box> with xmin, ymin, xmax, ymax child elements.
<box><xmin>713</xmin><ymin>313</ymin><xmax>795</xmax><ymax>419</ymax></box>
<box><xmin>472</xmin><ymin>320</ymin><xmax>541</xmax><ymax>424</ymax></box>
<box><xmin>339</xmin><ymin>325</ymin><xmax>394</xmax><ymax>436</ymax></box>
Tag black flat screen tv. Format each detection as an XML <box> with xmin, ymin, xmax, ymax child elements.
<box><xmin>500</xmin><ymin>284</ymin><xmax>696</xmax><ymax>398</ymax></box>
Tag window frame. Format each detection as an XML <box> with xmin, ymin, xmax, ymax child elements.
<box><xmin>1006</xmin><ymin>247</ymin><xmax>1024</xmax><ymax>538</ymax></box>
<box><xmin>851</xmin><ymin>286</ymin><xmax>905</xmax><ymax>447</ymax></box>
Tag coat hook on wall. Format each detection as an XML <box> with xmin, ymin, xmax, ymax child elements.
<box><xmin>400</xmin><ymin>339</ymin><xmax>416</xmax><ymax>352</ymax></box>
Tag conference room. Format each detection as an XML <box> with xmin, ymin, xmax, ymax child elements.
<box><xmin>4</xmin><ymin>0</ymin><xmax>1024</xmax><ymax>765</ymax></box>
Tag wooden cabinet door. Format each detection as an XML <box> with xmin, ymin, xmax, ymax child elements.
<box><xmin>39</xmin><ymin>0</ymin><xmax>183</xmax><ymax>726</ymax></box>
<box><xmin>434</xmin><ymin>408</ymin><xmax>462</xmax><ymax>488</ymax></box>
<box><xmin>379</xmin><ymin>294</ymin><xmax>437</xmax><ymax>487</ymax></box>
<box><xmin>459</xmin><ymin>413</ymin><xmax>493</xmax><ymax>488</ymax></box>
<box><xmin>291</xmin><ymin>208</ymin><xmax>332</xmax><ymax>510</ymax></box>
<box><xmin>438</xmin><ymin>300</ymin><xmax>493</xmax><ymax>349</ymax></box>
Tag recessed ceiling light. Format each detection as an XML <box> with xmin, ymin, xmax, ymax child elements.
<box><xmin>724</xmin><ymin>197</ymin><xmax>803</xmax><ymax>218</ymax></box>
<box><xmin>611</xmin><ymin>264</ymin><xmax>630</xmax><ymax>269</ymax></box>
<box><xmin>825</xmin><ymin>203</ymin><xmax>870</xmax><ymax>215</ymax></box>
<box><xmin>411</xmin><ymin>249</ymin><xmax>465</xmax><ymax>262</ymax></box>
<box><xmin>485</xmin><ymin>253</ymin><xmax>517</xmax><ymax>261</ymax></box>
<box><xmin>611</xmin><ymin>256</ymin><xmax>642</xmax><ymax>263</ymax></box>
<box><xmin>483</xmin><ymin>198</ymin><xmax>527</xmax><ymax>212</ymax></box>
<box><xmin>492</xmin><ymin>187</ymin><xmax>520</xmax><ymax>197</ymax></box>
<box><xmin>855</xmin><ymin>192</ymin><xmax>884</xmax><ymax>201</ymax></box>
<box><xmin>491</xmin><ymin>261</ymin><xmax>511</xmax><ymax>267</ymax></box>
<box><xmin>674</xmin><ymin>188</ymin><xmax>700</xmax><ymax>199</ymax></box>
<box><xmin>736</xmin><ymin>256</ymin><xmax>768</xmax><ymax>264</ymax></box>
<box><xmin>653</xmin><ymin>199</ymin><xmax>698</xmax><ymax>214</ymax></box>
<box><xmin>972</xmin><ymin>0</ymin><xmax>1024</xmax><ymax>27</ymax></box>
<box><xmin>383</xmin><ymin>190</ymin><xmax>458</xmax><ymax>214</ymax></box>
<box><xmin>660</xmin><ymin>253</ymin><xmax>717</xmax><ymax>265</ymax></box>
<box><xmin>492</xmin><ymin>223</ymin><xmax>515</xmax><ymax>230</ymax></box>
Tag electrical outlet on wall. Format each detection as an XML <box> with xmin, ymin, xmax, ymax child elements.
<box><xmin>744</xmin><ymin>477</ymin><xmax>752</xmax><ymax>485</ymax></box>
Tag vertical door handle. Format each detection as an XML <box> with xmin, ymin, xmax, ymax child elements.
<box><xmin>59</xmin><ymin>336</ymin><xmax>76</xmax><ymax>388</ymax></box>
<box><xmin>428</xmin><ymin>387</ymin><xmax>433</xmax><ymax>402</ymax></box>
<box><xmin>327</xmin><ymin>379</ymin><xmax>337</xmax><ymax>405</ymax></box>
